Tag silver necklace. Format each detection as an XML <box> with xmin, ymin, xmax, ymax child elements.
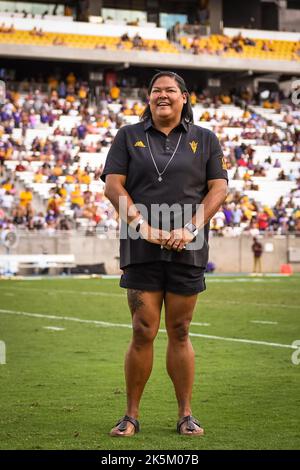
<box><xmin>146</xmin><ymin>132</ymin><xmax>182</xmax><ymax>182</ymax></box>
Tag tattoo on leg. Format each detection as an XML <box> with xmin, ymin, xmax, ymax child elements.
<box><xmin>128</xmin><ymin>289</ymin><xmax>145</xmax><ymax>314</ymax></box>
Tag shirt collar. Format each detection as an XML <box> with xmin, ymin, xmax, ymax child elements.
<box><xmin>143</xmin><ymin>117</ymin><xmax>189</xmax><ymax>133</ymax></box>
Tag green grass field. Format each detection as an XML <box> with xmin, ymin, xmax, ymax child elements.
<box><xmin>0</xmin><ymin>275</ymin><xmax>299</xmax><ymax>450</ymax></box>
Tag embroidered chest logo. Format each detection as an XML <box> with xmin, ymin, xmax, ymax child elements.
<box><xmin>189</xmin><ymin>140</ymin><xmax>198</xmax><ymax>154</ymax></box>
<box><xmin>134</xmin><ymin>140</ymin><xmax>146</xmax><ymax>148</ymax></box>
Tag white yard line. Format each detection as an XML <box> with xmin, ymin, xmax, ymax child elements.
<box><xmin>210</xmin><ymin>300</ymin><xmax>298</xmax><ymax>310</ymax></box>
<box><xmin>0</xmin><ymin>308</ymin><xmax>297</xmax><ymax>350</ymax></box>
<box><xmin>251</xmin><ymin>320</ymin><xmax>278</xmax><ymax>325</ymax></box>
<box><xmin>43</xmin><ymin>326</ymin><xmax>65</xmax><ymax>331</ymax></box>
<box><xmin>0</xmin><ymin>309</ymin><xmax>133</xmax><ymax>329</ymax></box>
<box><xmin>207</xmin><ymin>278</ymin><xmax>281</xmax><ymax>282</ymax></box>
<box><xmin>187</xmin><ymin>332</ymin><xmax>294</xmax><ymax>349</ymax></box>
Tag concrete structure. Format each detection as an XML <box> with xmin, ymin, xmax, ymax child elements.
<box><xmin>1</xmin><ymin>43</ymin><xmax>299</xmax><ymax>75</ymax></box>
<box><xmin>0</xmin><ymin>232</ymin><xmax>299</xmax><ymax>274</ymax></box>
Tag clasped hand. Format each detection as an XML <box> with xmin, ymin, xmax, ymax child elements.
<box><xmin>139</xmin><ymin>224</ymin><xmax>195</xmax><ymax>252</ymax></box>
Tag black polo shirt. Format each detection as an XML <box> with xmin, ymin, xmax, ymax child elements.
<box><xmin>101</xmin><ymin>118</ymin><xmax>228</xmax><ymax>269</ymax></box>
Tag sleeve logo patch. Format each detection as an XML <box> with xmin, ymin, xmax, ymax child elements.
<box><xmin>134</xmin><ymin>140</ymin><xmax>146</xmax><ymax>147</ymax></box>
<box><xmin>189</xmin><ymin>141</ymin><xmax>198</xmax><ymax>154</ymax></box>
<box><xmin>221</xmin><ymin>156</ymin><xmax>227</xmax><ymax>170</ymax></box>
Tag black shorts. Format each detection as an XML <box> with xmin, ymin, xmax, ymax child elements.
<box><xmin>120</xmin><ymin>261</ymin><xmax>206</xmax><ymax>296</ymax></box>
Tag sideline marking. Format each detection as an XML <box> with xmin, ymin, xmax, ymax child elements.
<box><xmin>0</xmin><ymin>308</ymin><xmax>297</xmax><ymax>350</ymax></box>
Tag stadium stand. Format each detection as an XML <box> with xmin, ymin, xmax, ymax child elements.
<box><xmin>0</xmin><ymin>28</ymin><xmax>178</xmax><ymax>53</ymax></box>
<box><xmin>180</xmin><ymin>33</ymin><xmax>299</xmax><ymax>62</ymax></box>
<box><xmin>1</xmin><ymin>76</ymin><xmax>299</xmax><ymax>239</ymax></box>
<box><xmin>0</xmin><ymin>0</ymin><xmax>299</xmax><ymax>260</ymax></box>
<box><xmin>0</xmin><ymin>23</ymin><xmax>298</xmax><ymax>59</ymax></box>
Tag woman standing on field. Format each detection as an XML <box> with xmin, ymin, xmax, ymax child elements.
<box><xmin>101</xmin><ymin>71</ymin><xmax>228</xmax><ymax>436</ymax></box>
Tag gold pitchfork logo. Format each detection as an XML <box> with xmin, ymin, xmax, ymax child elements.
<box><xmin>189</xmin><ymin>141</ymin><xmax>198</xmax><ymax>154</ymax></box>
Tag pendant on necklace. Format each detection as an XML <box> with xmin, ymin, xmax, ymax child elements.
<box><xmin>158</xmin><ymin>176</ymin><xmax>162</xmax><ymax>182</ymax></box>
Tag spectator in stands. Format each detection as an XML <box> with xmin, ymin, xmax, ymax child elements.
<box><xmin>170</xmin><ymin>21</ymin><xmax>181</xmax><ymax>42</ymax></box>
<box><xmin>251</xmin><ymin>237</ymin><xmax>263</xmax><ymax>274</ymax></box>
<box><xmin>244</xmin><ymin>36</ymin><xmax>256</xmax><ymax>46</ymax></box>
<box><xmin>15</xmin><ymin>161</ymin><xmax>26</xmax><ymax>172</ymax></box>
<box><xmin>1</xmin><ymin>190</ymin><xmax>14</xmax><ymax>212</ymax></box>
<box><xmin>261</xmin><ymin>41</ymin><xmax>274</xmax><ymax>52</ymax></box>
<box><xmin>190</xmin><ymin>91</ymin><xmax>197</xmax><ymax>107</ymax></box>
<box><xmin>2</xmin><ymin>24</ymin><xmax>15</xmax><ymax>34</ymax></box>
<box><xmin>110</xmin><ymin>84</ymin><xmax>121</xmax><ymax>101</ymax></box>
<box><xmin>0</xmin><ymin>74</ymin><xmax>298</xmax><ymax>236</ymax></box>
<box><xmin>53</xmin><ymin>37</ymin><xmax>66</xmax><ymax>46</ymax></box>
<box><xmin>132</xmin><ymin>33</ymin><xmax>143</xmax><ymax>48</ymax></box>
<box><xmin>29</xmin><ymin>27</ymin><xmax>38</xmax><ymax>36</ymax></box>
<box><xmin>57</xmin><ymin>215</ymin><xmax>72</xmax><ymax>230</ymax></box>
<box><xmin>58</xmin><ymin>81</ymin><xmax>67</xmax><ymax>98</ymax></box>
<box><xmin>121</xmin><ymin>32</ymin><xmax>130</xmax><ymax>42</ymax></box>
<box><xmin>12</xmin><ymin>205</ymin><xmax>26</xmax><ymax>226</ymax></box>
<box><xmin>278</xmin><ymin>170</ymin><xmax>287</xmax><ymax>181</ymax></box>
<box><xmin>211</xmin><ymin>207</ymin><xmax>226</xmax><ymax>232</ymax></box>
<box><xmin>126</xmin><ymin>18</ymin><xmax>140</xmax><ymax>26</ymax></box>
<box><xmin>66</xmin><ymin>72</ymin><xmax>76</xmax><ymax>87</ymax></box>
<box><xmin>70</xmin><ymin>184</ymin><xmax>84</xmax><ymax>213</ymax></box>
<box><xmin>32</xmin><ymin>211</ymin><xmax>46</xmax><ymax>230</ymax></box>
<box><xmin>102</xmin><ymin>70</ymin><xmax>228</xmax><ymax>437</ymax></box>
<box><xmin>257</xmin><ymin>210</ymin><xmax>269</xmax><ymax>231</ymax></box>
<box><xmin>94</xmin><ymin>43</ymin><xmax>107</xmax><ymax>50</ymax></box>
<box><xmin>274</xmin><ymin>158</ymin><xmax>281</xmax><ymax>168</ymax></box>
<box><xmin>19</xmin><ymin>187</ymin><xmax>32</xmax><ymax>208</ymax></box>
<box><xmin>232</xmin><ymin>204</ymin><xmax>243</xmax><ymax>226</ymax></box>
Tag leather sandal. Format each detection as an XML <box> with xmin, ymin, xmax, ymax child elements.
<box><xmin>177</xmin><ymin>415</ymin><xmax>204</xmax><ymax>436</ymax></box>
<box><xmin>110</xmin><ymin>415</ymin><xmax>140</xmax><ymax>437</ymax></box>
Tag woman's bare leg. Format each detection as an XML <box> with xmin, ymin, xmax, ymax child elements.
<box><xmin>164</xmin><ymin>291</ymin><xmax>204</xmax><ymax>435</ymax></box>
<box><xmin>111</xmin><ymin>289</ymin><xmax>163</xmax><ymax>436</ymax></box>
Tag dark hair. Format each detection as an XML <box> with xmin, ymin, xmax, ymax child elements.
<box><xmin>140</xmin><ymin>70</ymin><xmax>194</xmax><ymax>123</ymax></box>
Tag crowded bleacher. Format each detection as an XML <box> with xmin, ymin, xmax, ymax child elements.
<box><xmin>0</xmin><ymin>0</ymin><xmax>299</xmax><ymax>240</ymax></box>
<box><xmin>1</xmin><ymin>72</ymin><xmax>299</xmax><ymax>237</ymax></box>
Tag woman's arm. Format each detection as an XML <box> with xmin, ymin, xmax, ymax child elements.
<box><xmin>193</xmin><ymin>179</ymin><xmax>229</xmax><ymax>227</ymax></box>
<box><xmin>104</xmin><ymin>174</ymin><xmax>170</xmax><ymax>244</ymax></box>
<box><xmin>163</xmin><ymin>179</ymin><xmax>228</xmax><ymax>251</ymax></box>
<box><xmin>104</xmin><ymin>174</ymin><xmax>139</xmax><ymax>225</ymax></box>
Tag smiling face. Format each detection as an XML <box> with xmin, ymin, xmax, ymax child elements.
<box><xmin>149</xmin><ymin>75</ymin><xmax>187</xmax><ymax>126</ymax></box>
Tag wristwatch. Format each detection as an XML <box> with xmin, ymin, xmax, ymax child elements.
<box><xmin>184</xmin><ymin>223</ymin><xmax>198</xmax><ymax>239</ymax></box>
<box><xmin>135</xmin><ymin>217</ymin><xmax>145</xmax><ymax>233</ymax></box>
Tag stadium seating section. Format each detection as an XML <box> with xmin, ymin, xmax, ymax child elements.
<box><xmin>0</xmin><ymin>29</ymin><xmax>178</xmax><ymax>53</ymax></box>
<box><xmin>1</xmin><ymin>80</ymin><xmax>299</xmax><ymax>236</ymax></box>
<box><xmin>180</xmin><ymin>35</ymin><xmax>300</xmax><ymax>61</ymax></box>
<box><xmin>1</xmin><ymin>27</ymin><xmax>299</xmax><ymax>60</ymax></box>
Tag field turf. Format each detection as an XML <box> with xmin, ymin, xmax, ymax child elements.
<box><xmin>0</xmin><ymin>275</ymin><xmax>299</xmax><ymax>450</ymax></box>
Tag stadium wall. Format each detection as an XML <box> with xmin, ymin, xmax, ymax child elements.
<box><xmin>1</xmin><ymin>234</ymin><xmax>300</xmax><ymax>274</ymax></box>
<box><xmin>1</xmin><ymin>43</ymin><xmax>299</xmax><ymax>74</ymax></box>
